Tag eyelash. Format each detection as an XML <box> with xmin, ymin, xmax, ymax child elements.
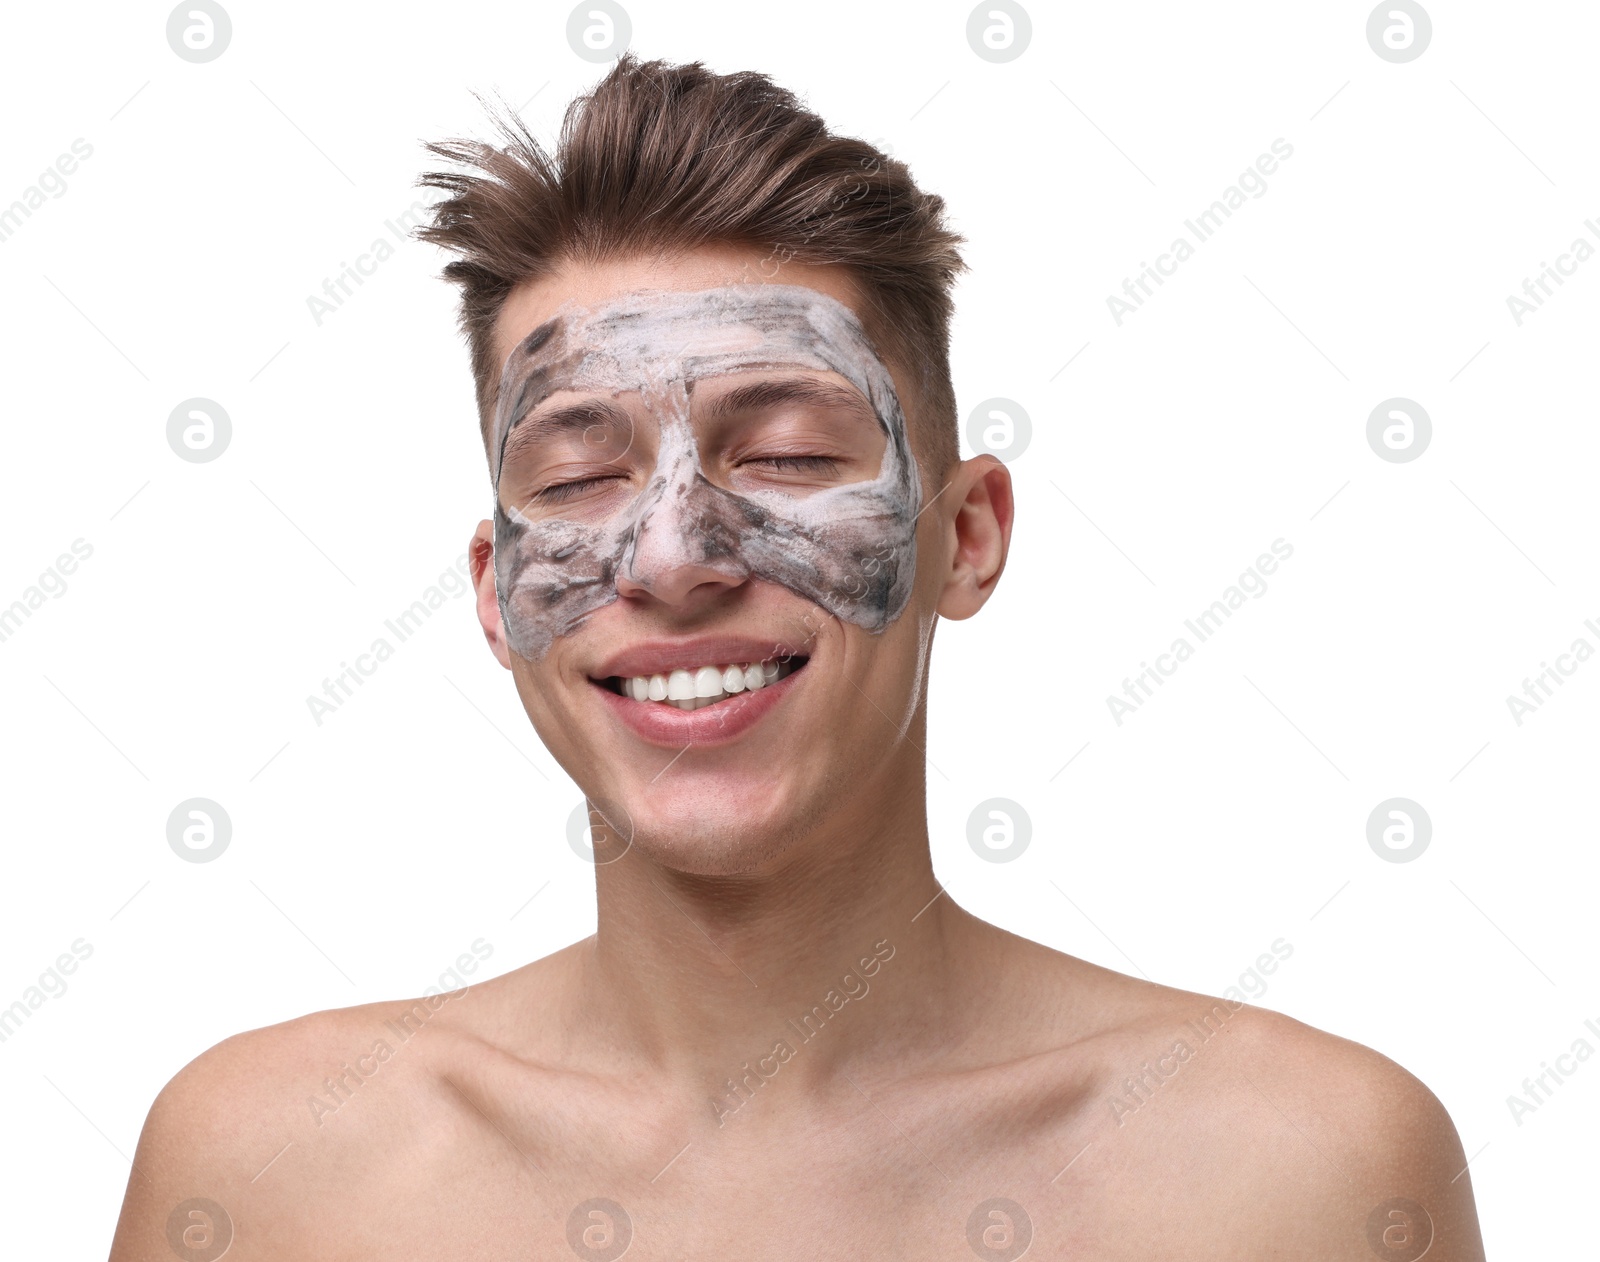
<box><xmin>534</xmin><ymin>475</ymin><xmax>619</xmax><ymax>503</ymax></box>
<box><xmin>748</xmin><ymin>455</ymin><xmax>840</xmax><ymax>473</ymax></box>
<box><xmin>533</xmin><ymin>456</ymin><xmax>840</xmax><ymax>503</ymax></box>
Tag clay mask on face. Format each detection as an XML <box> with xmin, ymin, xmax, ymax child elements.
<box><xmin>488</xmin><ymin>284</ymin><xmax>922</xmax><ymax>661</ymax></box>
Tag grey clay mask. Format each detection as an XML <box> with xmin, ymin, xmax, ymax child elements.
<box><xmin>488</xmin><ymin>284</ymin><xmax>922</xmax><ymax>661</ymax></box>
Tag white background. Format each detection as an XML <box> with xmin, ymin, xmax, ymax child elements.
<box><xmin>1</xmin><ymin>0</ymin><xmax>1594</xmax><ymax>1253</ymax></box>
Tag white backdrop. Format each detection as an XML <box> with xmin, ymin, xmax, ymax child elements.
<box><xmin>1</xmin><ymin>1</ymin><xmax>1594</xmax><ymax>1253</ymax></box>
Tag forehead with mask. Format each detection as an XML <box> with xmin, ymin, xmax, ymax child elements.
<box><xmin>488</xmin><ymin>284</ymin><xmax>923</xmax><ymax>661</ymax></box>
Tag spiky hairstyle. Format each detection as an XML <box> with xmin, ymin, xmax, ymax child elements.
<box><xmin>414</xmin><ymin>54</ymin><xmax>966</xmax><ymax>474</ymax></box>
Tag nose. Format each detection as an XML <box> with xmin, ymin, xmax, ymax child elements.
<box><xmin>614</xmin><ymin>471</ymin><xmax>753</xmax><ymax>608</ymax></box>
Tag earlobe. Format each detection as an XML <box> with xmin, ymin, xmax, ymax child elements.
<box><xmin>935</xmin><ymin>456</ymin><xmax>1014</xmax><ymax>621</ymax></box>
<box><xmin>469</xmin><ymin>522</ymin><xmax>513</xmax><ymax>670</ymax></box>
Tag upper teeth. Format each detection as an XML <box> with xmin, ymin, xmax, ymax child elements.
<box><xmin>621</xmin><ymin>660</ymin><xmax>791</xmax><ymax>710</ymax></box>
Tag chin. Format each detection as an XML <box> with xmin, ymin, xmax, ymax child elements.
<box><xmin>623</xmin><ymin>792</ymin><xmax>807</xmax><ymax>877</ymax></box>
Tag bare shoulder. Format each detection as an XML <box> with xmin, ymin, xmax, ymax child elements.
<box><xmin>1088</xmin><ymin>970</ymin><xmax>1487</xmax><ymax>1260</ymax></box>
<box><xmin>1215</xmin><ymin>1001</ymin><xmax>1484</xmax><ymax>1259</ymax></box>
<box><xmin>979</xmin><ymin>932</ymin><xmax>1486</xmax><ymax>1258</ymax></box>
<box><xmin>107</xmin><ymin>1002</ymin><xmax>394</xmax><ymax>1259</ymax></box>
<box><xmin>106</xmin><ymin>954</ymin><xmax>560</xmax><ymax>1261</ymax></box>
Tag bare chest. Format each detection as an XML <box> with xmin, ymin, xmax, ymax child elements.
<box><xmin>282</xmin><ymin>1091</ymin><xmax>1261</xmax><ymax>1262</ymax></box>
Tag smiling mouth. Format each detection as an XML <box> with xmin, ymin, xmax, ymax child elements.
<box><xmin>598</xmin><ymin>656</ymin><xmax>809</xmax><ymax>711</ymax></box>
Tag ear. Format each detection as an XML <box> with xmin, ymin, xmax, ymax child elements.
<box><xmin>935</xmin><ymin>455</ymin><xmax>1014</xmax><ymax>621</ymax></box>
<box><xmin>470</xmin><ymin>520</ymin><xmax>512</xmax><ymax>670</ymax></box>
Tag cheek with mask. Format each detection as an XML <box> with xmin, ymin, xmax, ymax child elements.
<box><xmin>487</xmin><ymin>285</ymin><xmax>923</xmax><ymax>663</ymax></box>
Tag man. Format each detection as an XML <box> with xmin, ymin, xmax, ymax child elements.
<box><xmin>110</xmin><ymin>56</ymin><xmax>1485</xmax><ymax>1260</ymax></box>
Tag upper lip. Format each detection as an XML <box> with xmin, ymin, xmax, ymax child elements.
<box><xmin>589</xmin><ymin>636</ymin><xmax>811</xmax><ymax>680</ymax></box>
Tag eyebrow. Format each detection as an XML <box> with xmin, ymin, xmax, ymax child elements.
<box><xmin>697</xmin><ymin>375</ymin><xmax>879</xmax><ymax>427</ymax></box>
<box><xmin>499</xmin><ymin>399</ymin><xmax>634</xmax><ymax>471</ymax></box>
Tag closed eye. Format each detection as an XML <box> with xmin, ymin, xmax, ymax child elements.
<box><xmin>533</xmin><ymin>456</ymin><xmax>842</xmax><ymax>504</ymax></box>
<box><xmin>533</xmin><ymin>474</ymin><xmax>625</xmax><ymax>503</ymax></box>
<box><xmin>743</xmin><ymin>456</ymin><xmax>841</xmax><ymax>473</ymax></box>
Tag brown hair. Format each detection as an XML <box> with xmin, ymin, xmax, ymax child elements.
<box><xmin>413</xmin><ymin>54</ymin><xmax>967</xmax><ymax>475</ymax></box>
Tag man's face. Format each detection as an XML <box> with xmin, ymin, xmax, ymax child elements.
<box><xmin>474</xmin><ymin>246</ymin><xmax>946</xmax><ymax>874</ymax></box>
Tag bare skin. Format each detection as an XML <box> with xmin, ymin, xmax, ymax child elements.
<box><xmin>109</xmin><ymin>246</ymin><xmax>1486</xmax><ymax>1261</ymax></box>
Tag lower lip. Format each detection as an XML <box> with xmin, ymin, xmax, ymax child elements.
<box><xmin>592</xmin><ymin>666</ymin><xmax>806</xmax><ymax>747</ymax></box>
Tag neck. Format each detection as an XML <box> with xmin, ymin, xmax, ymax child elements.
<box><xmin>574</xmin><ymin>768</ymin><xmax>993</xmax><ymax>1103</ymax></box>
